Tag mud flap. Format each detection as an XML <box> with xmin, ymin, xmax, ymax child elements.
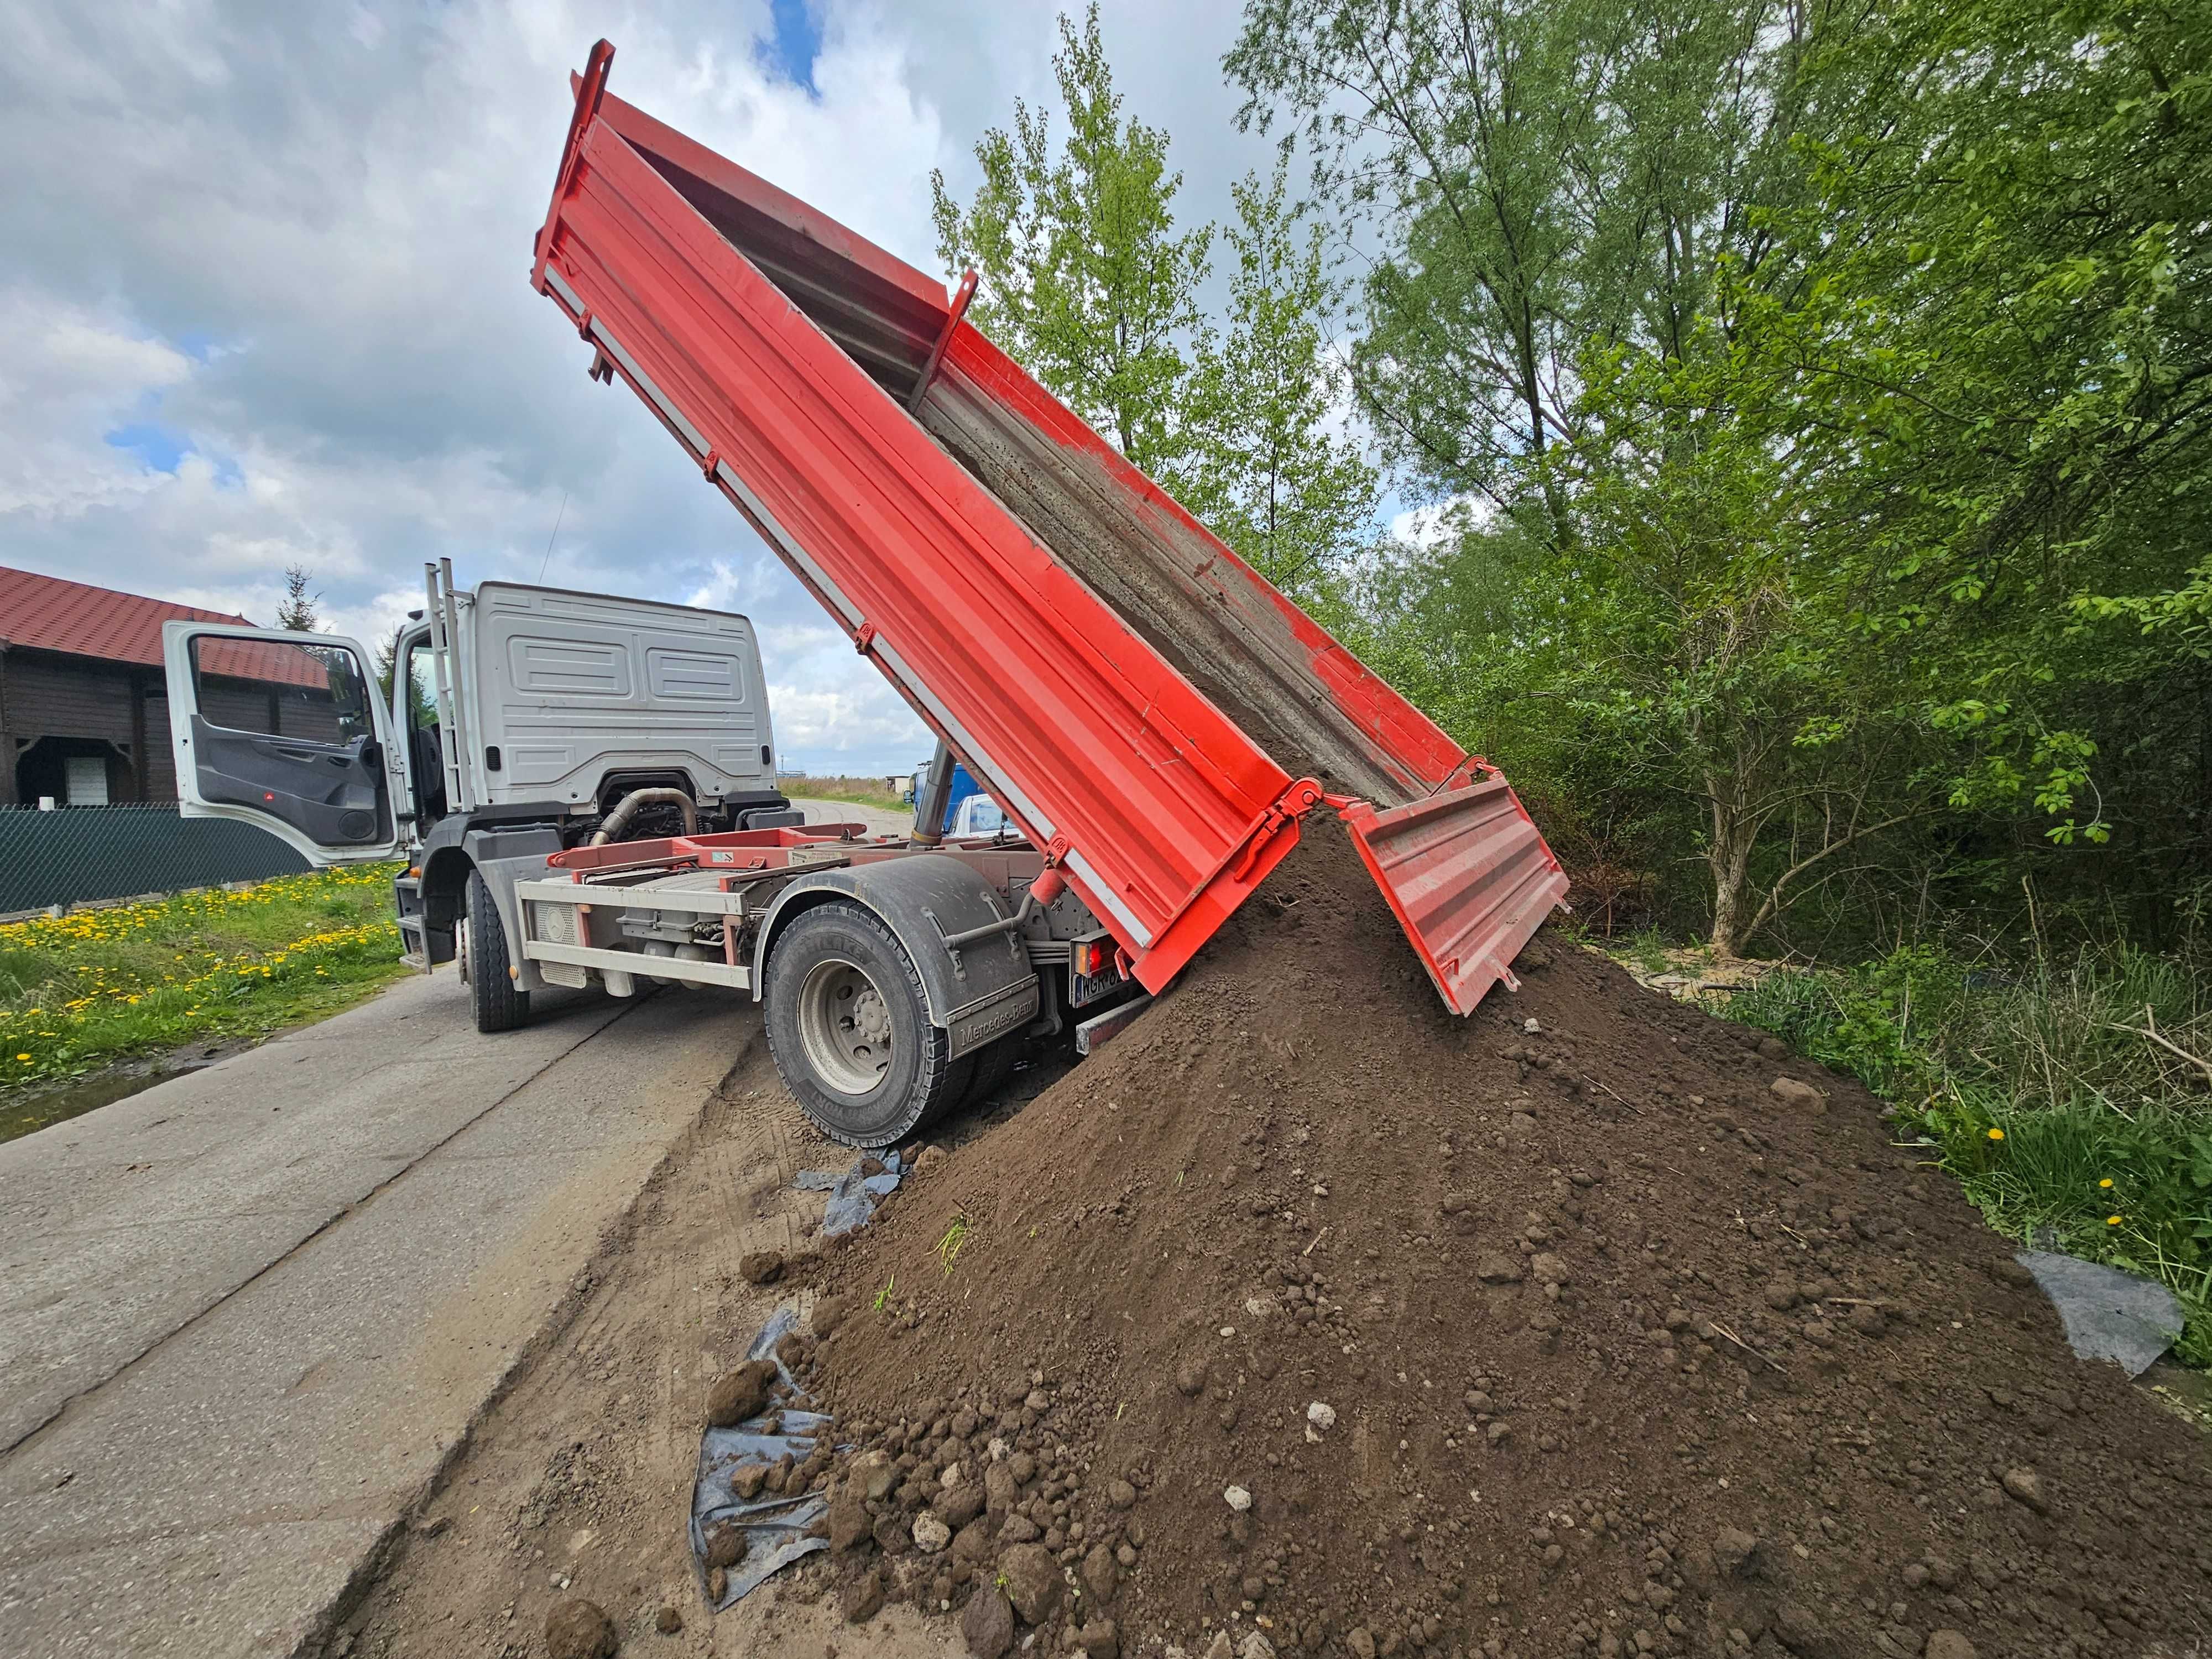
<box><xmin>1338</xmin><ymin>773</ymin><xmax>1570</xmax><ymax>1016</ymax></box>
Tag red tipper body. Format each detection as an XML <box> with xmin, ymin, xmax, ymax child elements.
<box><xmin>529</xmin><ymin>42</ymin><xmax>1568</xmax><ymax>1013</ymax></box>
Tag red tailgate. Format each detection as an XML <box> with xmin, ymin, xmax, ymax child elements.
<box><xmin>1339</xmin><ymin>777</ymin><xmax>1570</xmax><ymax>1014</ymax></box>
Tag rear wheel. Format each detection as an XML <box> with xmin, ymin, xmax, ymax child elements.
<box><xmin>764</xmin><ymin>900</ymin><xmax>964</xmax><ymax>1147</ymax></box>
<box><xmin>465</xmin><ymin>868</ymin><xmax>531</xmax><ymax>1034</ymax></box>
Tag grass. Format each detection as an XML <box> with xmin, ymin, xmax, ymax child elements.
<box><xmin>1623</xmin><ymin>925</ymin><xmax>1681</xmax><ymax>977</ymax></box>
<box><xmin>1725</xmin><ymin>943</ymin><xmax>2212</xmax><ymax>1368</ymax></box>
<box><xmin>779</xmin><ymin>774</ymin><xmax>907</xmax><ymax>810</ymax></box>
<box><xmin>936</xmin><ymin>1211</ymin><xmax>973</xmax><ymax>1276</ymax></box>
<box><xmin>0</xmin><ymin>864</ymin><xmax>410</xmax><ymax>1139</ymax></box>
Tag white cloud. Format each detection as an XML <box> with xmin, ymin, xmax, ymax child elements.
<box><xmin>1390</xmin><ymin>496</ymin><xmax>1493</xmax><ymax>550</ymax></box>
<box><xmin>0</xmin><ymin>298</ymin><xmax>197</xmax><ymax>517</ymax></box>
<box><xmin>0</xmin><ymin>0</ymin><xmax>1267</xmax><ymax>771</ymax></box>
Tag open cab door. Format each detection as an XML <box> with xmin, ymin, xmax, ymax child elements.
<box><xmin>160</xmin><ymin>621</ymin><xmax>409</xmax><ymax>865</ymax></box>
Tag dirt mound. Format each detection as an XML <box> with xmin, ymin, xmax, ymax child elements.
<box><xmin>787</xmin><ymin>825</ymin><xmax>2211</xmax><ymax>1659</ymax></box>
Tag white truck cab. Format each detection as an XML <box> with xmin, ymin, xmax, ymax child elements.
<box><xmin>162</xmin><ymin>562</ymin><xmax>799</xmax><ymax>968</ymax></box>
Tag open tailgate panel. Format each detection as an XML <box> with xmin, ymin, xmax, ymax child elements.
<box><xmin>1339</xmin><ymin>776</ymin><xmax>1571</xmax><ymax>1015</ymax></box>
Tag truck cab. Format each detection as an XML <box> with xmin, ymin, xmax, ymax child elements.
<box><xmin>161</xmin><ymin>564</ymin><xmax>799</xmax><ymax>975</ymax></box>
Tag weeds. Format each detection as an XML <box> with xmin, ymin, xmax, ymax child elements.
<box><xmin>1624</xmin><ymin>926</ymin><xmax>1676</xmax><ymax>978</ymax></box>
<box><xmin>1</xmin><ymin>866</ymin><xmax>409</xmax><ymax>1131</ymax></box>
<box><xmin>936</xmin><ymin>1210</ymin><xmax>973</xmax><ymax>1276</ymax></box>
<box><xmin>1729</xmin><ymin>943</ymin><xmax>2212</xmax><ymax>1366</ymax></box>
<box><xmin>872</xmin><ymin>1274</ymin><xmax>896</xmax><ymax>1313</ymax></box>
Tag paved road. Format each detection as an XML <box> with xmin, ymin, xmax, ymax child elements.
<box><xmin>787</xmin><ymin>794</ymin><xmax>911</xmax><ymax>837</ymax></box>
<box><xmin>0</xmin><ymin>969</ymin><xmax>749</xmax><ymax>1657</ymax></box>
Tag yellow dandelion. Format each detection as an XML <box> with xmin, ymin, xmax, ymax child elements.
<box><xmin>1986</xmin><ymin>1128</ymin><xmax>2004</xmax><ymax>1142</ymax></box>
<box><xmin>2099</xmin><ymin>1177</ymin><xmax>2112</xmax><ymax>1190</ymax></box>
<box><xmin>14</xmin><ymin>1053</ymin><xmax>29</xmax><ymax>1062</ymax></box>
<box><xmin>2106</xmin><ymin>1214</ymin><xmax>2123</xmax><ymax>1227</ymax></box>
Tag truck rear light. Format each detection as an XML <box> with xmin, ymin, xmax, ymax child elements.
<box><xmin>1072</xmin><ymin>939</ymin><xmax>1109</xmax><ymax>978</ymax></box>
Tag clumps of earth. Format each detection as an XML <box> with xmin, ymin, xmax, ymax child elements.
<box><xmin>701</xmin><ymin>825</ymin><xmax>2212</xmax><ymax>1659</ymax></box>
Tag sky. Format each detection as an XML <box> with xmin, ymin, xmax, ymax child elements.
<box><xmin>0</xmin><ymin>0</ymin><xmax>1297</xmax><ymax>775</ymax></box>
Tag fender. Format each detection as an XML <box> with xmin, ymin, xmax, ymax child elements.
<box><xmin>414</xmin><ymin>815</ymin><xmax>565</xmax><ymax>993</ymax></box>
<box><xmin>753</xmin><ymin>854</ymin><xmax>1039</xmax><ymax>1058</ymax></box>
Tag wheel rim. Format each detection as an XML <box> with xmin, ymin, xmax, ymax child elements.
<box><xmin>796</xmin><ymin>955</ymin><xmax>894</xmax><ymax>1097</ymax></box>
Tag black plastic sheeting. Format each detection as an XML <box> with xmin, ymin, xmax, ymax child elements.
<box><xmin>796</xmin><ymin>1146</ymin><xmax>905</xmax><ymax>1235</ymax></box>
<box><xmin>688</xmin><ymin>1306</ymin><xmax>838</xmax><ymax>1610</ymax></box>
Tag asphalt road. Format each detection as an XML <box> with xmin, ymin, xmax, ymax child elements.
<box><xmin>787</xmin><ymin>794</ymin><xmax>911</xmax><ymax>837</ymax></box>
<box><xmin>0</xmin><ymin>969</ymin><xmax>749</xmax><ymax>1657</ymax></box>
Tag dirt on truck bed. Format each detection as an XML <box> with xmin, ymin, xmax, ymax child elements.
<box><xmin>789</xmin><ymin>825</ymin><xmax>2211</xmax><ymax>1659</ymax></box>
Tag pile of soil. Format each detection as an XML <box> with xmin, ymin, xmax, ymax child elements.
<box><xmin>765</xmin><ymin>825</ymin><xmax>2210</xmax><ymax>1659</ymax></box>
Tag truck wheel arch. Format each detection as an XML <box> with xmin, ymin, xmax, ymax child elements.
<box><xmin>435</xmin><ymin>827</ymin><xmax>564</xmax><ymax>997</ymax></box>
<box><xmin>752</xmin><ymin>855</ymin><xmax>1039</xmax><ymax>1057</ymax></box>
<box><xmin>419</xmin><ymin>845</ymin><xmax>474</xmax><ymax>935</ymax></box>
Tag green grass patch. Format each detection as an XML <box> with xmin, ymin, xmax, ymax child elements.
<box><xmin>0</xmin><ymin>865</ymin><xmax>410</xmax><ymax>1129</ymax></box>
<box><xmin>780</xmin><ymin>774</ymin><xmax>906</xmax><ymax>810</ymax></box>
<box><xmin>1726</xmin><ymin>945</ymin><xmax>2212</xmax><ymax>1367</ymax></box>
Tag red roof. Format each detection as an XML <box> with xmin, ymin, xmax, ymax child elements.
<box><xmin>0</xmin><ymin>565</ymin><xmax>256</xmax><ymax>667</ymax></box>
<box><xmin>0</xmin><ymin>565</ymin><xmax>330</xmax><ymax>688</ymax></box>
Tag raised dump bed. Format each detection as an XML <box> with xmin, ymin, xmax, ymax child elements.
<box><xmin>529</xmin><ymin>41</ymin><xmax>1567</xmax><ymax>1013</ymax></box>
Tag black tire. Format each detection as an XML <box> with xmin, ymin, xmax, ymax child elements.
<box><xmin>466</xmin><ymin>868</ymin><xmax>531</xmax><ymax>1034</ymax></box>
<box><xmin>764</xmin><ymin>900</ymin><xmax>965</xmax><ymax>1147</ymax></box>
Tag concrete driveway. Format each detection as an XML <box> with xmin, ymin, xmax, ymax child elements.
<box><xmin>0</xmin><ymin>968</ymin><xmax>750</xmax><ymax>1658</ymax></box>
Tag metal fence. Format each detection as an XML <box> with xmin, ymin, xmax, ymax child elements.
<box><xmin>0</xmin><ymin>804</ymin><xmax>309</xmax><ymax>915</ymax></box>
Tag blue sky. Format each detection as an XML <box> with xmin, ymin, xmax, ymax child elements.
<box><xmin>0</xmin><ymin>0</ymin><xmax>1324</xmax><ymax>775</ymax></box>
<box><xmin>105</xmin><ymin>422</ymin><xmax>189</xmax><ymax>474</ymax></box>
<box><xmin>763</xmin><ymin>0</ymin><xmax>823</xmax><ymax>93</ymax></box>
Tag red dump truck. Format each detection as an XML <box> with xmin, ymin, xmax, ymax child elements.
<box><xmin>164</xmin><ymin>40</ymin><xmax>1567</xmax><ymax>1149</ymax></box>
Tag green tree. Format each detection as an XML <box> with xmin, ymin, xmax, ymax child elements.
<box><xmin>931</xmin><ymin>3</ymin><xmax>1212</xmax><ymax>476</ymax></box>
<box><xmin>1226</xmin><ymin>0</ymin><xmax>1825</xmax><ymax>551</ymax></box>
<box><xmin>1232</xmin><ymin>0</ymin><xmax>2212</xmax><ymax>954</ymax></box>
<box><xmin>1777</xmin><ymin>0</ymin><xmax>2212</xmax><ymax>874</ymax></box>
<box><xmin>1179</xmin><ymin>147</ymin><xmax>1380</xmax><ymax>594</ymax></box>
<box><xmin>273</xmin><ymin>565</ymin><xmax>321</xmax><ymax>632</ymax></box>
<box><xmin>1230</xmin><ymin>0</ymin><xmax>1890</xmax><ymax>951</ymax></box>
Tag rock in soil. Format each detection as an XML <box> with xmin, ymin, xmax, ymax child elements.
<box><xmin>702</xmin><ymin>1520</ymin><xmax>747</xmax><ymax>1569</ymax></box>
<box><xmin>701</xmin><ymin>1358</ymin><xmax>776</xmax><ymax>1428</ymax></box>
<box><xmin>827</xmin><ymin>1495</ymin><xmax>871</xmax><ymax>1552</ymax></box>
<box><xmin>1769</xmin><ymin>1075</ymin><xmax>1825</xmax><ymax>1112</ymax></box>
<box><xmin>653</xmin><ymin>1605</ymin><xmax>682</xmax><ymax>1635</ymax></box>
<box><xmin>812</xmin><ymin>1292</ymin><xmax>854</xmax><ymax>1337</ymax></box>
<box><xmin>839</xmin><ymin>1569</ymin><xmax>884</xmax><ymax>1624</ymax></box>
<box><xmin>786</xmin><ymin>826</ymin><xmax>2212</xmax><ymax>1659</ymax></box>
<box><xmin>962</xmin><ymin>1585</ymin><xmax>1015</xmax><ymax>1658</ymax></box>
<box><xmin>738</xmin><ymin>1250</ymin><xmax>784</xmax><ymax>1285</ymax></box>
<box><xmin>543</xmin><ymin>1598</ymin><xmax>618</xmax><ymax>1659</ymax></box>
<box><xmin>997</xmin><ymin>1541</ymin><xmax>1062</xmax><ymax>1626</ymax></box>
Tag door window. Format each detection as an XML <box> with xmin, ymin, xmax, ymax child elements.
<box><xmin>400</xmin><ymin>632</ymin><xmax>448</xmax><ymax>823</ymax></box>
<box><xmin>190</xmin><ymin>635</ymin><xmax>374</xmax><ymax>744</ymax></box>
